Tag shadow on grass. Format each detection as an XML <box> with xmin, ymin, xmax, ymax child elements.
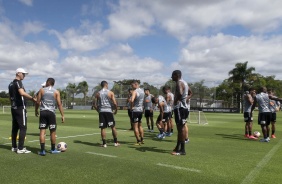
<box><xmin>215</xmin><ymin>133</ymin><xmax>251</xmax><ymax>141</ymax></box>
<box><xmin>0</xmin><ymin>144</ymin><xmax>41</xmax><ymax>155</ymax></box>
<box><xmin>128</xmin><ymin>145</ymin><xmax>169</xmax><ymax>153</ymax></box>
<box><xmin>26</xmin><ymin>133</ymin><xmax>40</xmax><ymax>136</ymax></box>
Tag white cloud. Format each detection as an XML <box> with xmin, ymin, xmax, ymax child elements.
<box><xmin>21</xmin><ymin>21</ymin><xmax>44</xmax><ymax>36</ymax></box>
<box><xmin>50</xmin><ymin>20</ymin><xmax>107</xmax><ymax>52</ymax></box>
<box><xmin>174</xmin><ymin>33</ymin><xmax>282</xmax><ymax>83</ymax></box>
<box><xmin>18</xmin><ymin>0</ymin><xmax>33</xmax><ymax>6</ymax></box>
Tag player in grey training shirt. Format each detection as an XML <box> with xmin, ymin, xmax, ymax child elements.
<box><xmin>144</xmin><ymin>88</ymin><xmax>154</xmax><ymax>132</ymax></box>
<box><xmin>130</xmin><ymin>80</ymin><xmax>145</xmax><ymax>145</ymax></box>
<box><xmin>243</xmin><ymin>88</ymin><xmax>257</xmax><ymax>139</ymax></box>
<box><xmin>93</xmin><ymin>81</ymin><xmax>119</xmax><ymax>147</ymax></box>
<box><xmin>171</xmin><ymin>70</ymin><xmax>189</xmax><ymax>156</ymax></box>
<box><xmin>35</xmin><ymin>78</ymin><xmax>65</xmax><ymax>155</ymax></box>
<box><xmin>252</xmin><ymin>87</ymin><xmax>282</xmax><ymax>142</ymax></box>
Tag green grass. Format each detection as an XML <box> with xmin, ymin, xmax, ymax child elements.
<box><xmin>1</xmin><ymin>109</ymin><xmax>282</xmax><ymax>184</ymax></box>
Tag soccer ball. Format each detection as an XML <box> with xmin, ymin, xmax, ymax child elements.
<box><xmin>57</xmin><ymin>142</ymin><xmax>67</xmax><ymax>152</ymax></box>
<box><xmin>253</xmin><ymin>131</ymin><xmax>261</xmax><ymax>138</ymax></box>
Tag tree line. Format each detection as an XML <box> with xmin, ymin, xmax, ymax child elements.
<box><xmin>1</xmin><ymin>61</ymin><xmax>282</xmax><ymax>112</ymax></box>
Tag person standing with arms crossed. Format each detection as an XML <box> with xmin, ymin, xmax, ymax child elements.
<box><xmin>35</xmin><ymin>78</ymin><xmax>65</xmax><ymax>155</ymax></box>
<box><xmin>8</xmin><ymin>68</ymin><xmax>36</xmax><ymax>154</ymax></box>
<box><xmin>93</xmin><ymin>81</ymin><xmax>120</xmax><ymax>147</ymax></box>
<box><xmin>243</xmin><ymin>88</ymin><xmax>257</xmax><ymax>139</ymax></box>
<box><xmin>144</xmin><ymin>88</ymin><xmax>154</xmax><ymax>132</ymax></box>
<box><xmin>171</xmin><ymin>70</ymin><xmax>189</xmax><ymax>156</ymax></box>
<box><xmin>131</xmin><ymin>80</ymin><xmax>145</xmax><ymax>145</ymax></box>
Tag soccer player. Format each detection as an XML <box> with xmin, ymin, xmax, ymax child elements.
<box><xmin>162</xmin><ymin>86</ymin><xmax>174</xmax><ymax>136</ymax></box>
<box><xmin>243</xmin><ymin>88</ymin><xmax>257</xmax><ymax>139</ymax></box>
<box><xmin>252</xmin><ymin>87</ymin><xmax>282</xmax><ymax>142</ymax></box>
<box><xmin>126</xmin><ymin>88</ymin><xmax>133</xmax><ymax>130</ymax></box>
<box><xmin>151</xmin><ymin>95</ymin><xmax>170</xmax><ymax>139</ymax></box>
<box><xmin>143</xmin><ymin>88</ymin><xmax>154</xmax><ymax>132</ymax></box>
<box><xmin>8</xmin><ymin>68</ymin><xmax>36</xmax><ymax>154</ymax></box>
<box><xmin>267</xmin><ymin>89</ymin><xmax>280</xmax><ymax>138</ymax></box>
<box><xmin>93</xmin><ymin>81</ymin><xmax>119</xmax><ymax>147</ymax></box>
<box><xmin>35</xmin><ymin>78</ymin><xmax>65</xmax><ymax>155</ymax></box>
<box><xmin>171</xmin><ymin>70</ymin><xmax>189</xmax><ymax>155</ymax></box>
<box><xmin>130</xmin><ymin>80</ymin><xmax>145</xmax><ymax>145</ymax></box>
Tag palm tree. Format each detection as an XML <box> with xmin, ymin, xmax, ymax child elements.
<box><xmin>76</xmin><ymin>81</ymin><xmax>89</xmax><ymax>105</ymax></box>
<box><xmin>66</xmin><ymin>83</ymin><xmax>77</xmax><ymax>106</ymax></box>
<box><xmin>228</xmin><ymin>61</ymin><xmax>255</xmax><ymax>113</ymax></box>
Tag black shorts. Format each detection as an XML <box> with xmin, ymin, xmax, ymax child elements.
<box><xmin>174</xmin><ymin>108</ymin><xmax>189</xmax><ymax>125</ymax></box>
<box><xmin>144</xmin><ymin>110</ymin><xmax>153</xmax><ymax>117</ymax></box>
<box><xmin>258</xmin><ymin>112</ymin><xmax>271</xmax><ymax>126</ymax></box>
<box><xmin>39</xmin><ymin>110</ymin><xmax>57</xmax><ymax>130</ymax></box>
<box><xmin>11</xmin><ymin>108</ymin><xmax>27</xmax><ymax>129</ymax></box>
<box><xmin>244</xmin><ymin>112</ymin><xmax>253</xmax><ymax>122</ymax></box>
<box><xmin>99</xmin><ymin>112</ymin><xmax>115</xmax><ymax>128</ymax></box>
<box><xmin>157</xmin><ymin>112</ymin><xmax>170</xmax><ymax>123</ymax></box>
<box><xmin>132</xmin><ymin>111</ymin><xmax>143</xmax><ymax>123</ymax></box>
<box><xmin>270</xmin><ymin>113</ymin><xmax>276</xmax><ymax>122</ymax></box>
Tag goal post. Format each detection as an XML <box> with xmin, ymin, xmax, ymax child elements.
<box><xmin>2</xmin><ymin>106</ymin><xmax>11</xmax><ymax>113</ymax></box>
<box><xmin>188</xmin><ymin>110</ymin><xmax>208</xmax><ymax>125</ymax></box>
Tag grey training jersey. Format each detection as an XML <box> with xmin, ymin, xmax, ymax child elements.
<box><xmin>132</xmin><ymin>88</ymin><xmax>145</xmax><ymax>112</ymax></box>
<box><xmin>167</xmin><ymin>92</ymin><xmax>174</xmax><ymax>112</ymax></box>
<box><xmin>158</xmin><ymin>95</ymin><xmax>169</xmax><ymax>113</ymax></box>
<box><xmin>244</xmin><ymin>94</ymin><xmax>253</xmax><ymax>113</ymax></box>
<box><xmin>40</xmin><ymin>86</ymin><xmax>57</xmax><ymax>113</ymax></box>
<box><xmin>256</xmin><ymin>92</ymin><xmax>271</xmax><ymax>113</ymax></box>
<box><xmin>144</xmin><ymin>94</ymin><xmax>153</xmax><ymax>110</ymax></box>
<box><xmin>269</xmin><ymin>96</ymin><xmax>279</xmax><ymax>113</ymax></box>
<box><xmin>98</xmin><ymin>88</ymin><xmax>112</xmax><ymax>113</ymax></box>
<box><xmin>175</xmin><ymin>79</ymin><xmax>188</xmax><ymax>109</ymax></box>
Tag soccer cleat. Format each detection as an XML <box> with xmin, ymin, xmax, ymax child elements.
<box><xmin>11</xmin><ymin>147</ymin><xmax>17</xmax><ymax>152</ymax></box>
<box><xmin>271</xmin><ymin>134</ymin><xmax>276</xmax><ymax>138</ymax></box>
<box><xmin>185</xmin><ymin>138</ymin><xmax>190</xmax><ymax>143</ymax></box>
<box><xmin>150</xmin><ymin>129</ymin><xmax>154</xmax><ymax>132</ymax></box>
<box><xmin>259</xmin><ymin>138</ymin><xmax>269</xmax><ymax>142</ymax></box>
<box><xmin>244</xmin><ymin>134</ymin><xmax>249</xmax><ymax>138</ymax></box>
<box><xmin>17</xmin><ymin>148</ymin><xmax>31</xmax><ymax>154</ymax></box>
<box><xmin>171</xmin><ymin>151</ymin><xmax>186</xmax><ymax>156</ymax></box>
<box><xmin>248</xmin><ymin>135</ymin><xmax>258</xmax><ymax>140</ymax></box>
<box><xmin>50</xmin><ymin>149</ymin><xmax>61</xmax><ymax>154</ymax></box>
<box><xmin>156</xmin><ymin>134</ymin><xmax>163</xmax><ymax>139</ymax></box>
<box><xmin>114</xmin><ymin>143</ymin><xmax>120</xmax><ymax>147</ymax></box>
<box><xmin>100</xmin><ymin>144</ymin><xmax>107</xmax><ymax>148</ymax></box>
<box><xmin>141</xmin><ymin>140</ymin><xmax>145</xmax><ymax>144</ymax></box>
<box><xmin>38</xmin><ymin>150</ymin><xmax>46</xmax><ymax>156</ymax></box>
<box><xmin>147</xmin><ymin>129</ymin><xmax>151</xmax><ymax>132</ymax></box>
<box><xmin>134</xmin><ymin>142</ymin><xmax>141</xmax><ymax>146</ymax></box>
<box><xmin>266</xmin><ymin>137</ymin><xmax>271</xmax><ymax>141</ymax></box>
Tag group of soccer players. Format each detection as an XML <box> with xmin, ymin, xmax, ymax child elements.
<box><xmin>93</xmin><ymin>70</ymin><xmax>191</xmax><ymax>155</ymax></box>
<box><xmin>243</xmin><ymin>87</ymin><xmax>282</xmax><ymax>142</ymax></box>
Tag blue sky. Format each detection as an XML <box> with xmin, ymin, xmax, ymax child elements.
<box><xmin>1</xmin><ymin>0</ymin><xmax>282</xmax><ymax>93</ymax></box>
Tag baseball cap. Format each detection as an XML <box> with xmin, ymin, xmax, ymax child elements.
<box><xmin>16</xmin><ymin>68</ymin><xmax>28</xmax><ymax>75</ymax></box>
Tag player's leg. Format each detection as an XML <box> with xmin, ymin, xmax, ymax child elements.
<box><xmin>49</xmin><ymin>112</ymin><xmax>59</xmax><ymax>153</ymax></box>
<box><xmin>99</xmin><ymin>112</ymin><xmax>107</xmax><ymax>147</ymax></box>
<box><xmin>138</xmin><ymin>113</ymin><xmax>144</xmax><ymax>143</ymax></box>
<box><xmin>17</xmin><ymin>109</ymin><xmax>30</xmax><ymax>153</ymax></box>
<box><xmin>128</xmin><ymin>109</ymin><xmax>133</xmax><ymax>130</ymax></box>
<box><xmin>150</xmin><ymin>112</ymin><xmax>154</xmax><ymax>131</ymax></box>
<box><xmin>185</xmin><ymin>124</ymin><xmax>189</xmax><ymax>143</ymax></box>
<box><xmin>11</xmin><ymin>110</ymin><xmax>19</xmax><ymax>151</ymax></box>
<box><xmin>271</xmin><ymin>113</ymin><xmax>276</xmax><ymax>138</ymax></box>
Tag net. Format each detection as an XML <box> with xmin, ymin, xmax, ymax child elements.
<box><xmin>188</xmin><ymin>110</ymin><xmax>208</xmax><ymax>125</ymax></box>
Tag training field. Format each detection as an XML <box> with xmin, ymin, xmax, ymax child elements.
<box><xmin>1</xmin><ymin>109</ymin><xmax>282</xmax><ymax>184</ymax></box>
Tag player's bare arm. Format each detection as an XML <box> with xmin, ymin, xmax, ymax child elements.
<box><xmin>18</xmin><ymin>88</ymin><xmax>36</xmax><ymax>102</ymax></box>
<box><xmin>55</xmin><ymin>90</ymin><xmax>65</xmax><ymax>123</ymax></box>
<box><xmin>110</xmin><ymin>91</ymin><xmax>118</xmax><ymax>115</ymax></box>
<box><xmin>35</xmin><ymin>88</ymin><xmax>44</xmax><ymax>117</ymax></box>
<box><xmin>159</xmin><ymin>102</ymin><xmax>164</xmax><ymax>121</ymax></box>
<box><xmin>93</xmin><ymin>93</ymin><xmax>100</xmax><ymax>113</ymax></box>
<box><xmin>130</xmin><ymin>90</ymin><xmax>137</xmax><ymax>110</ymax></box>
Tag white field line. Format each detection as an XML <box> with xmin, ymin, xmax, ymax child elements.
<box><xmin>157</xmin><ymin>163</ymin><xmax>201</xmax><ymax>173</ymax></box>
<box><xmin>2</xmin><ymin>130</ymin><xmax>128</xmax><ymax>145</ymax></box>
<box><xmin>241</xmin><ymin>138</ymin><xmax>282</xmax><ymax>184</ymax></box>
<box><xmin>86</xmin><ymin>152</ymin><xmax>117</xmax><ymax>158</ymax></box>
